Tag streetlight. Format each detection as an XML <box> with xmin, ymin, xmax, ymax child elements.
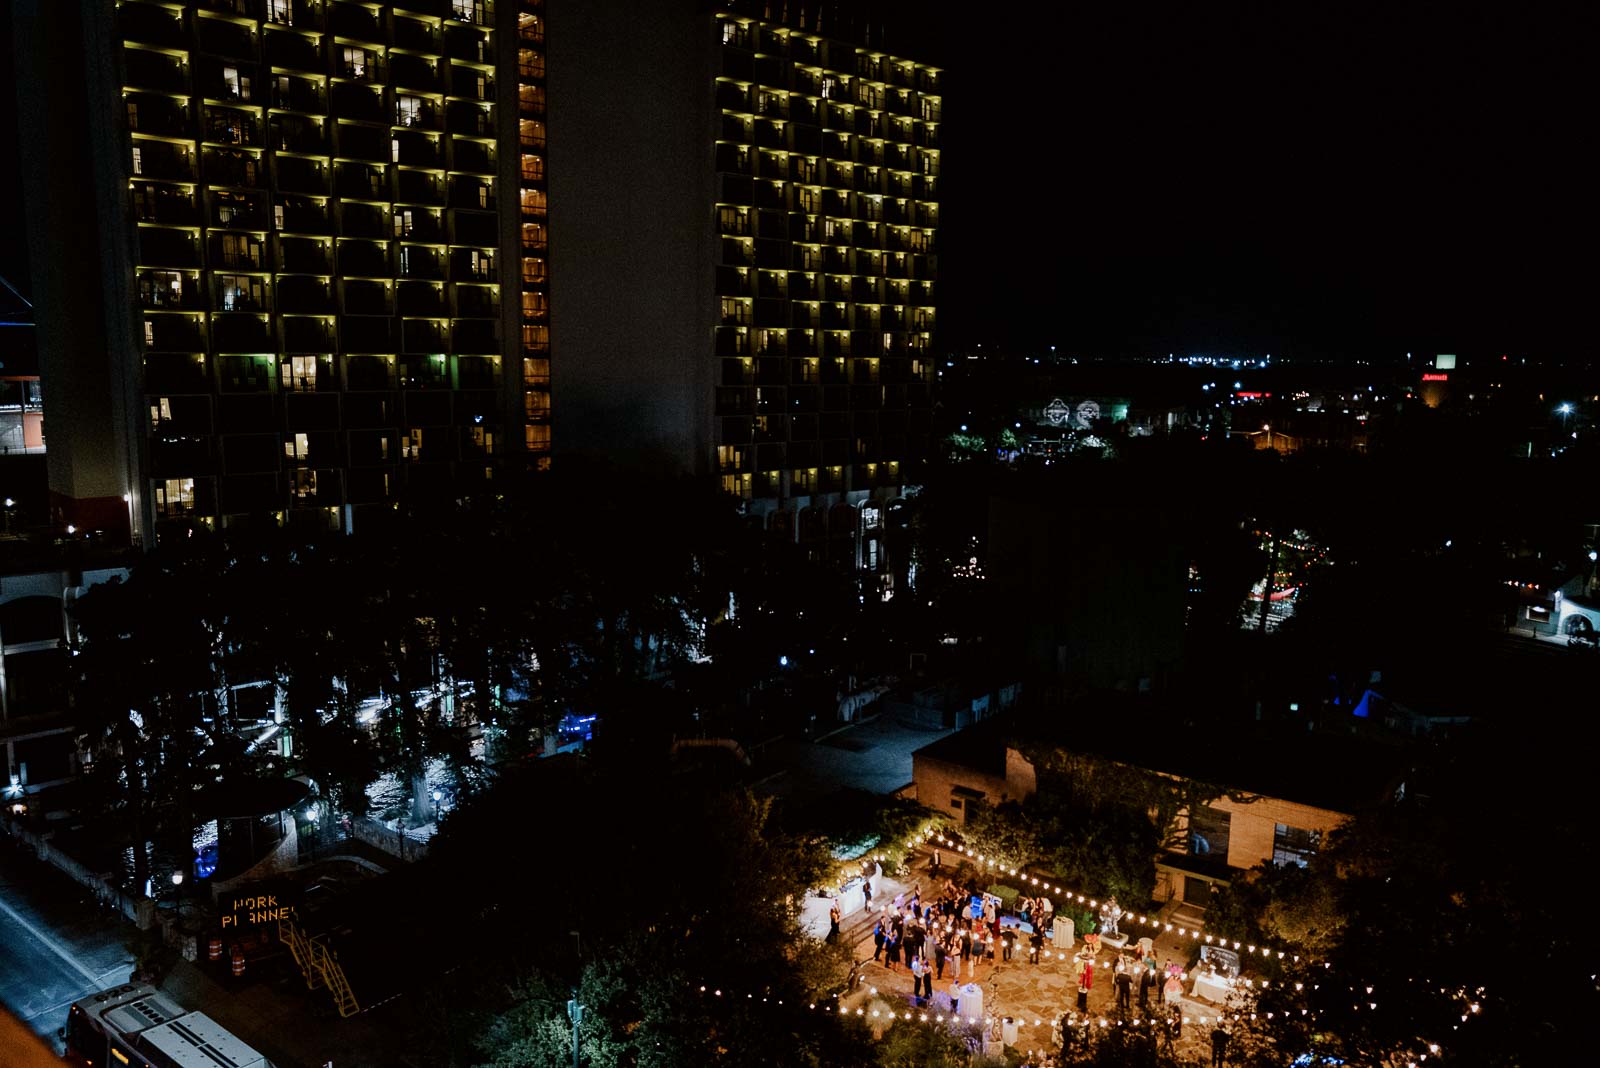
<box><xmin>431</xmin><ymin>789</ymin><xmax>442</xmax><ymax>824</ymax></box>
<box><xmin>567</xmin><ymin>996</ymin><xmax>584</xmax><ymax>1068</ymax></box>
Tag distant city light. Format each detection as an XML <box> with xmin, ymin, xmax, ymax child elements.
<box><xmin>1557</xmin><ymin>403</ymin><xmax>1573</xmax><ymax>415</ymax></box>
<box><xmin>1233</xmin><ymin>381</ymin><xmax>1242</xmax><ymax>389</ymax></box>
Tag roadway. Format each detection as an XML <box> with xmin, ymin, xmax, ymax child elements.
<box><xmin>0</xmin><ymin>832</ymin><xmax>133</xmax><ymax>1046</ymax></box>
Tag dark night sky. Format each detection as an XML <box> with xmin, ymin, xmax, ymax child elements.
<box><xmin>0</xmin><ymin>3</ymin><xmax>1588</xmax><ymax>361</ymax></box>
<box><xmin>933</xmin><ymin>2</ymin><xmax>1592</xmax><ymax>359</ymax></box>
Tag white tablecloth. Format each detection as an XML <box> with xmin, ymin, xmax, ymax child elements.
<box><xmin>958</xmin><ymin>984</ymin><xmax>984</xmax><ymax>1021</ymax></box>
<box><xmin>1192</xmin><ymin>972</ymin><xmax>1232</xmax><ymax>1002</ymax></box>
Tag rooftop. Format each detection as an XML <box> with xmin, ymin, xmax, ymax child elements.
<box><xmin>919</xmin><ymin>698</ymin><xmax>1409</xmax><ymax>814</ymax></box>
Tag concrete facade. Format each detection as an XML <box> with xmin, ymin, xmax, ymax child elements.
<box><xmin>911</xmin><ymin>743</ymin><xmax>1036</xmax><ymax>825</ymax></box>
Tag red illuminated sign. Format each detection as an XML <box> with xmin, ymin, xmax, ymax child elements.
<box><xmin>1421</xmin><ymin>373</ymin><xmax>1449</xmax><ymax>382</ymax></box>
<box><xmin>1234</xmin><ymin>391</ymin><xmax>1271</xmax><ymax>399</ymax></box>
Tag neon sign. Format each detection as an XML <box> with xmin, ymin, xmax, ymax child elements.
<box><xmin>1421</xmin><ymin>373</ymin><xmax>1448</xmax><ymax>382</ymax></box>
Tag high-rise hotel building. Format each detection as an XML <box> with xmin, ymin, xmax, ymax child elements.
<box><xmin>548</xmin><ymin>0</ymin><xmax>939</xmax><ymax>572</ymax></box>
<box><xmin>12</xmin><ymin>0</ymin><xmax>546</xmax><ymax>543</ymax></box>
<box><xmin>14</xmin><ymin>0</ymin><xmax>937</xmax><ymax>570</ymax></box>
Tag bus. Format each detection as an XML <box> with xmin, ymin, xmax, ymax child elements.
<box><xmin>63</xmin><ymin>984</ymin><xmax>276</xmax><ymax>1068</ymax></box>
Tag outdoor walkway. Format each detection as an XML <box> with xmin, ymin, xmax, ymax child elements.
<box><xmin>836</xmin><ymin>848</ymin><xmax>1237</xmax><ymax>1062</ymax></box>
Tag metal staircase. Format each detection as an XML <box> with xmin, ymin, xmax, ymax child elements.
<box><xmin>278</xmin><ymin>916</ymin><xmax>361</xmax><ymax>1018</ymax></box>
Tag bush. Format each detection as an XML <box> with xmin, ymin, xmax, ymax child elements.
<box><xmin>987</xmin><ymin>883</ymin><xmax>1020</xmax><ymax>909</ymax></box>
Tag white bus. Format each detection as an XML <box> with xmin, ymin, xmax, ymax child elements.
<box><xmin>64</xmin><ymin>984</ymin><xmax>277</xmax><ymax>1068</ymax></box>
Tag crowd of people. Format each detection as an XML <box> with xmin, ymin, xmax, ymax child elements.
<box><xmin>827</xmin><ymin>852</ymin><xmax>1237</xmax><ymax>1064</ymax></box>
<box><xmin>861</xmin><ymin>875</ymin><xmax>1059</xmax><ymax>1009</ymax></box>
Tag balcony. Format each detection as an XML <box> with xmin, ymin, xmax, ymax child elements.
<box><xmin>267</xmin><ymin>0</ymin><xmax>323</xmax><ymax>30</ymax></box>
<box><xmin>444</xmin><ymin>24</ymin><xmax>490</xmax><ymax>63</ymax></box>
<box><xmin>395</xmin><ymin>16</ymin><xmax>441</xmax><ymax>52</ymax></box>
<box><xmin>451</xmin><ymin>140</ymin><xmax>495</xmax><ymax>175</ymax></box>
<box><xmin>120</xmin><ymin>2</ymin><xmax>186</xmax><ymax>48</ymax></box>
<box><xmin>277</xmin><ymin>278</ymin><xmax>333</xmax><ymax>313</ymax></box>
<box><xmin>124</xmin><ymin>47</ymin><xmax>188</xmax><ymax>93</ymax></box>
<box><xmin>449</xmin><ymin>179</ymin><xmax>495</xmax><ymax>211</ymax></box>
<box><xmin>266</xmin><ymin>31</ymin><xmax>322</xmax><ymax>72</ymax></box>
<box><xmin>138</xmin><ymin>230</ymin><xmax>200</xmax><ymax>268</ymax></box>
<box><xmin>139</xmin><ymin>272</ymin><xmax>204</xmax><ymax>311</ymax></box>
<box><xmin>399</xmin><ymin>352</ymin><xmax>449</xmax><ymax>387</ymax></box>
<box><xmin>335</xmin><ymin>163</ymin><xmax>388</xmax><ymax>201</ymax></box>
<box><xmin>344</xmin><ymin>355</ymin><xmax>395</xmax><ymax>391</ymax></box>
<box><xmin>337</xmin><ymin>239</ymin><xmax>390</xmax><ymax>276</ymax></box>
<box><xmin>394</xmin><ymin>212</ymin><xmax>445</xmax><ymax>242</ymax></box>
<box><xmin>195</xmin><ymin>20</ymin><xmax>256</xmax><ymax>62</ymax></box>
<box><xmin>277</xmin><ymin>237</ymin><xmax>331</xmax><ymax>274</ymax></box>
<box><xmin>395</xmin><ymin>135</ymin><xmax>444</xmax><ymax>169</ymax></box>
<box><xmin>132</xmin><ymin>141</ymin><xmax>195</xmax><ymax>181</ymax></box>
<box><xmin>271</xmin><ymin>79</ymin><xmax>325</xmax><ymax>114</ymax></box>
<box><xmin>274</xmin><ymin>155</ymin><xmax>328</xmax><ymax>195</ymax></box>
<box><xmin>127</xmin><ymin>95</ymin><xmax>189</xmax><ymax>138</ymax></box>
<box><xmin>453</xmin><ymin>288</ymin><xmax>499</xmax><ymax>319</ymax></box>
<box><xmin>395</xmin><ymin>99</ymin><xmax>442</xmax><ymax>132</ymax></box>
<box><xmin>271</xmin><ymin>116</ymin><xmax>327</xmax><ymax>154</ymax></box>
<box><xmin>452</xmin><ymin>320</ymin><xmax>498</xmax><ymax>354</ymax></box>
<box><xmin>448</xmin><ymin>60</ymin><xmax>494</xmax><ymax>99</ymax></box>
<box><xmin>450</xmin><ymin>252</ymin><xmax>496</xmax><ymax>283</ymax></box>
<box><xmin>133</xmin><ymin>185</ymin><xmax>198</xmax><ymax>225</ymax></box>
<box><xmin>144</xmin><ymin>351</ymin><xmax>209</xmax><ymax>392</ymax></box>
<box><xmin>396</xmin><ymin>170</ymin><xmax>445</xmax><ymax>205</ymax></box>
<box><xmin>341</xmin><ymin>279</ymin><xmax>391</xmax><ymax>315</ymax></box>
<box><xmin>281</xmin><ymin>316</ymin><xmax>334</xmax><ymax>350</ymax></box>
<box><xmin>399</xmin><ymin>250</ymin><xmax>445</xmax><ymax>281</ymax></box>
<box><xmin>202</xmin><ymin>148</ymin><xmax>262</xmax><ymax>189</ymax></box>
<box><xmin>396</xmin><ymin>281</ymin><xmax>446</xmax><ymax>316</ymax></box>
<box><xmin>332</xmin><ymin>83</ymin><xmax>386</xmax><ymax>122</ymax></box>
<box><xmin>212</xmin><ymin>316</ymin><xmax>273</xmax><ymax>351</ymax></box>
<box><xmin>391</xmin><ymin>54</ymin><xmax>440</xmax><ymax>93</ymax></box>
<box><xmin>330</xmin><ymin>4</ymin><xmax>385</xmax><ymax>46</ymax></box>
<box><xmin>278</xmin><ymin>198</ymin><xmax>329</xmax><ymax>234</ymax></box>
<box><xmin>340</xmin><ymin>317</ymin><xmax>394</xmax><ymax>353</ymax></box>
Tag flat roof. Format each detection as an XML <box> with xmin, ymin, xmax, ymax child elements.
<box><xmin>919</xmin><ymin>703</ymin><xmax>1404</xmax><ymax>813</ymax></box>
<box><xmin>139</xmin><ymin>1012</ymin><xmax>271</xmax><ymax>1068</ymax></box>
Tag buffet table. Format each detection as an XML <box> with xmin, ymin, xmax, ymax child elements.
<box><xmin>1192</xmin><ymin>970</ymin><xmax>1232</xmax><ymax>1003</ymax></box>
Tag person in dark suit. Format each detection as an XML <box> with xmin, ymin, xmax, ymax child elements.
<box><xmin>1115</xmin><ymin>962</ymin><xmax>1133</xmax><ymax>1013</ymax></box>
<box><xmin>1138</xmin><ymin>964</ymin><xmax>1156</xmax><ymax>1009</ymax></box>
<box><xmin>1211</xmin><ymin>1025</ymin><xmax>1230</xmax><ymax>1066</ymax></box>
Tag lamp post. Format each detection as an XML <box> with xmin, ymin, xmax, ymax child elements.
<box><xmin>431</xmin><ymin>788</ymin><xmax>442</xmax><ymax>824</ymax></box>
<box><xmin>566</xmin><ymin>996</ymin><xmax>584</xmax><ymax>1068</ymax></box>
<box><xmin>170</xmin><ymin>870</ymin><xmax>185</xmax><ymax>922</ymax></box>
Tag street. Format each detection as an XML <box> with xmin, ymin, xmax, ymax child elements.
<box><xmin>0</xmin><ymin>834</ymin><xmax>134</xmax><ymax>1045</ymax></box>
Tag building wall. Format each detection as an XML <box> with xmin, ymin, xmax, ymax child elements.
<box><xmin>1202</xmin><ymin>794</ymin><xmax>1348</xmax><ymax>871</ymax></box>
<box><xmin>546</xmin><ymin>0</ymin><xmax>718</xmax><ymax>476</ymax></box>
<box><xmin>707</xmin><ymin>7</ymin><xmax>941</xmax><ymax>506</ymax></box>
<box><xmin>12</xmin><ymin>0</ymin><xmax>138</xmax><ymax>540</ymax></box>
<box><xmin>911</xmin><ymin>745</ymin><xmax>1037</xmax><ymax>825</ymax></box>
<box><xmin>20</xmin><ymin>0</ymin><xmax>522</xmax><ymax>540</ymax></box>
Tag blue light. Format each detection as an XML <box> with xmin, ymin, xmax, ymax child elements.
<box><xmin>779</xmin><ymin>655</ymin><xmax>789</xmax><ymax>667</ymax></box>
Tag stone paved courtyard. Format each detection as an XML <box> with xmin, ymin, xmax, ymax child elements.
<box><xmin>836</xmin><ymin>852</ymin><xmax>1253</xmax><ymax>1062</ymax></box>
